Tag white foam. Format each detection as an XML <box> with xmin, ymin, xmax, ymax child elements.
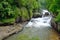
<box><xmin>25</xmin><ymin>10</ymin><xmax>52</xmax><ymax>28</ymax></box>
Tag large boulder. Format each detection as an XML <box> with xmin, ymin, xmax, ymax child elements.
<box><xmin>33</xmin><ymin>12</ymin><xmax>42</xmax><ymax>18</ymax></box>
<box><xmin>51</xmin><ymin>18</ymin><xmax>60</xmax><ymax>33</ymax></box>
<box><xmin>51</xmin><ymin>18</ymin><xmax>57</xmax><ymax>29</ymax></box>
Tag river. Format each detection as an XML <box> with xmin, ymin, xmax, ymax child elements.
<box><xmin>4</xmin><ymin>10</ymin><xmax>59</xmax><ymax>40</ymax></box>
<box><xmin>4</xmin><ymin>26</ymin><xmax>59</xmax><ymax>40</ymax></box>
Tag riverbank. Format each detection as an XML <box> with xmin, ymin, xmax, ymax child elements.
<box><xmin>0</xmin><ymin>22</ymin><xmax>27</xmax><ymax>40</ymax></box>
<box><xmin>4</xmin><ymin>25</ymin><xmax>59</xmax><ymax>40</ymax></box>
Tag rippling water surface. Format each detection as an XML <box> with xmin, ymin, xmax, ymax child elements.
<box><xmin>5</xmin><ymin>26</ymin><xmax>59</xmax><ymax>40</ymax></box>
<box><xmin>5</xmin><ymin>10</ymin><xmax>59</xmax><ymax>40</ymax></box>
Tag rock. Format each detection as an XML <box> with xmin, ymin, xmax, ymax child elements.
<box><xmin>57</xmin><ymin>22</ymin><xmax>60</xmax><ymax>32</ymax></box>
<box><xmin>33</xmin><ymin>12</ymin><xmax>42</xmax><ymax>18</ymax></box>
<box><xmin>51</xmin><ymin>18</ymin><xmax>57</xmax><ymax>30</ymax></box>
<box><xmin>51</xmin><ymin>18</ymin><xmax>60</xmax><ymax>33</ymax></box>
<box><xmin>15</xmin><ymin>16</ymin><xmax>22</xmax><ymax>23</ymax></box>
<box><xmin>0</xmin><ymin>23</ymin><xmax>24</xmax><ymax>40</ymax></box>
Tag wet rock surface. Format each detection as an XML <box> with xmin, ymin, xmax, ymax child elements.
<box><xmin>0</xmin><ymin>22</ymin><xmax>27</xmax><ymax>40</ymax></box>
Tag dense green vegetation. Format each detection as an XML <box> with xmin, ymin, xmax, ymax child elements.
<box><xmin>0</xmin><ymin>0</ymin><xmax>60</xmax><ymax>24</ymax></box>
<box><xmin>46</xmin><ymin>0</ymin><xmax>60</xmax><ymax>22</ymax></box>
<box><xmin>0</xmin><ymin>0</ymin><xmax>40</xmax><ymax>24</ymax></box>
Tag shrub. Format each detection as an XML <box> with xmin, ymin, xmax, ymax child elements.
<box><xmin>20</xmin><ymin>7</ymin><xmax>29</xmax><ymax>21</ymax></box>
<box><xmin>0</xmin><ymin>0</ymin><xmax>40</xmax><ymax>24</ymax></box>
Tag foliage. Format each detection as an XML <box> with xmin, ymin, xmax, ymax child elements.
<box><xmin>0</xmin><ymin>18</ymin><xmax>15</xmax><ymax>24</ymax></box>
<box><xmin>17</xmin><ymin>0</ymin><xmax>40</xmax><ymax>9</ymax></box>
<box><xmin>0</xmin><ymin>1</ymin><xmax>15</xmax><ymax>19</ymax></box>
<box><xmin>0</xmin><ymin>0</ymin><xmax>60</xmax><ymax>24</ymax></box>
<box><xmin>46</xmin><ymin>0</ymin><xmax>60</xmax><ymax>22</ymax></box>
<box><xmin>54</xmin><ymin>12</ymin><xmax>60</xmax><ymax>22</ymax></box>
<box><xmin>0</xmin><ymin>0</ymin><xmax>40</xmax><ymax>24</ymax></box>
<box><xmin>20</xmin><ymin>7</ymin><xmax>29</xmax><ymax>21</ymax></box>
<box><xmin>28</xmin><ymin>9</ymin><xmax>33</xmax><ymax>19</ymax></box>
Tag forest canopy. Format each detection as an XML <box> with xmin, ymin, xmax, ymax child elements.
<box><xmin>0</xmin><ymin>0</ymin><xmax>60</xmax><ymax>24</ymax></box>
<box><xmin>0</xmin><ymin>0</ymin><xmax>40</xmax><ymax>24</ymax></box>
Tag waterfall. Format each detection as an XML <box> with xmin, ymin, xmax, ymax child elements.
<box><xmin>25</xmin><ymin>10</ymin><xmax>52</xmax><ymax>28</ymax></box>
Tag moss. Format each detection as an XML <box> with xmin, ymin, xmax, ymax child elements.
<box><xmin>15</xmin><ymin>34</ymin><xmax>40</xmax><ymax>40</ymax></box>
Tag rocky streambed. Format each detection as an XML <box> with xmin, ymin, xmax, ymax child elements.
<box><xmin>4</xmin><ymin>26</ymin><xmax>59</xmax><ymax>40</ymax></box>
<box><xmin>0</xmin><ymin>22</ymin><xmax>27</xmax><ymax>40</ymax></box>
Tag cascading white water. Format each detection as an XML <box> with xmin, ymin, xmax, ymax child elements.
<box><xmin>25</xmin><ymin>10</ymin><xmax>52</xmax><ymax>27</ymax></box>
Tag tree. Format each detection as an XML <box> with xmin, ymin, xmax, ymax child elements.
<box><xmin>0</xmin><ymin>0</ymin><xmax>41</xmax><ymax>24</ymax></box>
<box><xmin>46</xmin><ymin>0</ymin><xmax>60</xmax><ymax>22</ymax></box>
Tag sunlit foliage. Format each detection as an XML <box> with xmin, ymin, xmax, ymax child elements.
<box><xmin>46</xmin><ymin>0</ymin><xmax>60</xmax><ymax>22</ymax></box>
<box><xmin>0</xmin><ymin>0</ymin><xmax>40</xmax><ymax>23</ymax></box>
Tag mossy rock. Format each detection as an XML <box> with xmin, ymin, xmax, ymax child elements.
<box><xmin>20</xmin><ymin>7</ymin><xmax>30</xmax><ymax>21</ymax></box>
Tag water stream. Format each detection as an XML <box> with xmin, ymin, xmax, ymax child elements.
<box><xmin>26</xmin><ymin>10</ymin><xmax>52</xmax><ymax>27</ymax></box>
<box><xmin>5</xmin><ymin>10</ymin><xmax>58</xmax><ymax>40</ymax></box>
